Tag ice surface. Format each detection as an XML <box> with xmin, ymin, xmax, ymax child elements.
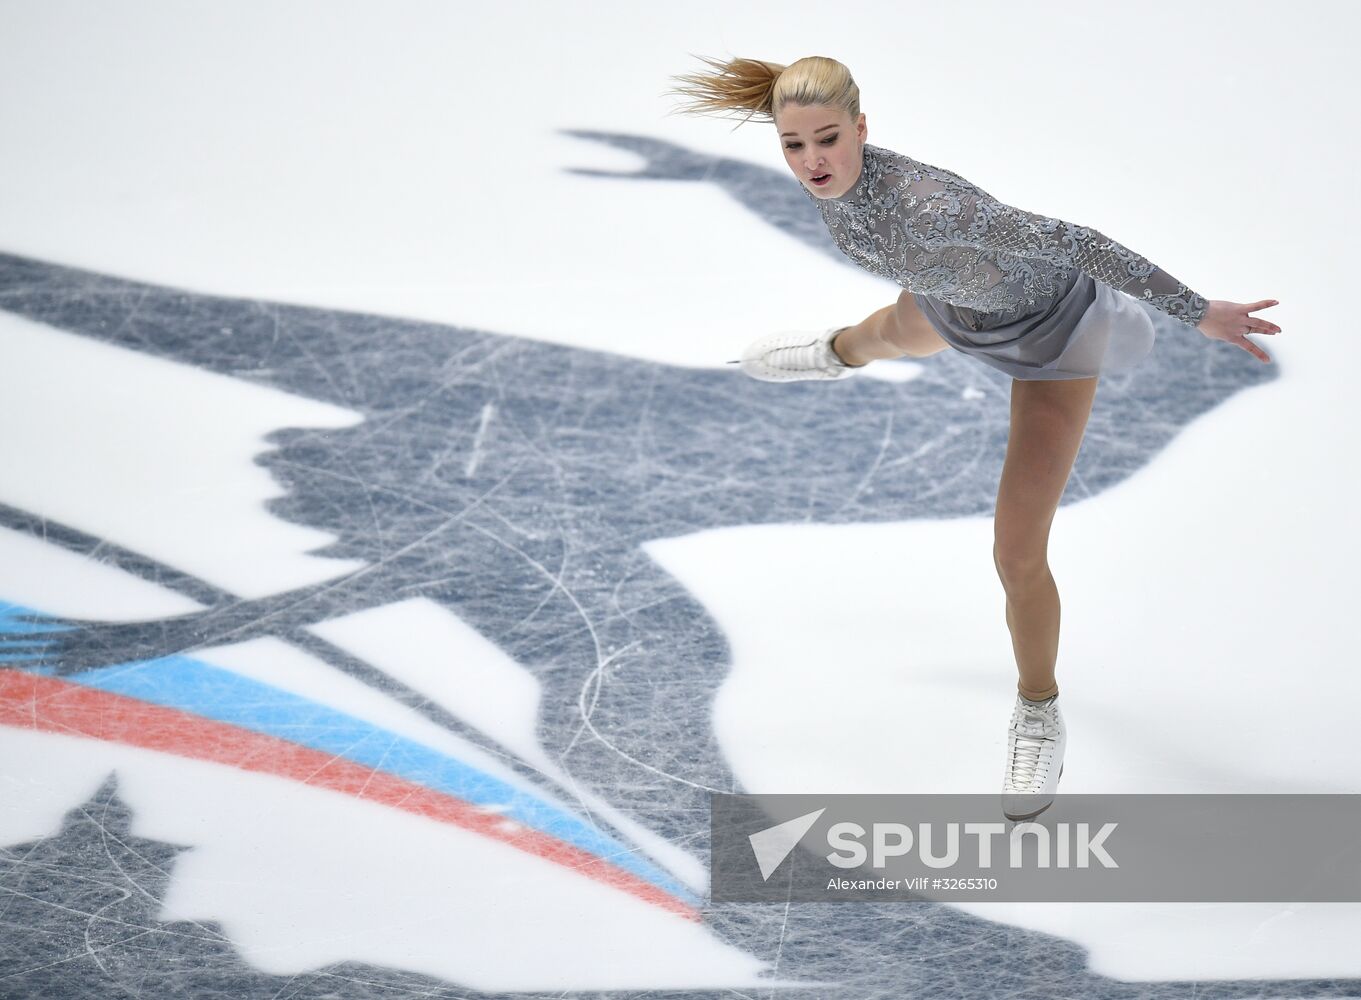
<box><xmin>1</xmin><ymin>1</ymin><xmax>1356</xmax><ymax>997</ymax></box>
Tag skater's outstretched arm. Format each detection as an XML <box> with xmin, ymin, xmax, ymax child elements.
<box><xmin>898</xmin><ymin>176</ymin><xmax>1210</xmax><ymax>329</ymax></box>
<box><xmin>901</xmin><ymin>174</ymin><xmax>1282</xmax><ymax>362</ymax></box>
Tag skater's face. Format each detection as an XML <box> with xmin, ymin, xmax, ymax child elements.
<box><xmin>777</xmin><ymin>104</ymin><xmax>866</xmax><ymax>200</ymax></box>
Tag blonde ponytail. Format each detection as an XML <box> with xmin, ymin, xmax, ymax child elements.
<box><xmin>662</xmin><ymin>53</ymin><xmax>860</xmax><ymax>130</ymax></box>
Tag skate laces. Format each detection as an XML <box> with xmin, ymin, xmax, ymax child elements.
<box><xmin>1006</xmin><ymin>699</ymin><xmax>1060</xmax><ymax>790</ymax></box>
<box><xmin>763</xmin><ymin>333</ymin><xmax>840</xmax><ymax>374</ymax></box>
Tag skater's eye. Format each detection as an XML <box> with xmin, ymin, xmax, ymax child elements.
<box><xmin>784</xmin><ymin>135</ymin><xmax>838</xmax><ymax>150</ymax></box>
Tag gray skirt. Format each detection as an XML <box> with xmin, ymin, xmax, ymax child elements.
<box><xmin>912</xmin><ymin>270</ymin><xmax>1158</xmax><ymax>381</ymax></box>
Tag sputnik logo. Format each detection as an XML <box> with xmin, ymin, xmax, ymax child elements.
<box><xmin>748</xmin><ymin>808</ymin><xmax>826</xmax><ymax>881</ymax></box>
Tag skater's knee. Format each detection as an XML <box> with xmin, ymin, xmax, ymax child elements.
<box><xmin>992</xmin><ymin>538</ymin><xmax>1049</xmax><ymax>590</ymax></box>
<box><xmin>891</xmin><ymin>291</ymin><xmax>949</xmax><ymax>357</ymax></box>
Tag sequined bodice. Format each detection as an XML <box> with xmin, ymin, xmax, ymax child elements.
<box><xmin>804</xmin><ymin>143</ymin><xmax>1208</xmax><ymax>329</ymax></box>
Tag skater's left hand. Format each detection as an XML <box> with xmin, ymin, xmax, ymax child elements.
<box><xmin>1196</xmin><ymin>299</ymin><xmax>1281</xmax><ymax>363</ymax></box>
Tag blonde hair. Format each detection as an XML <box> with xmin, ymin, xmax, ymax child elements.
<box><xmin>662</xmin><ymin>54</ymin><xmax>860</xmax><ymax>131</ymax></box>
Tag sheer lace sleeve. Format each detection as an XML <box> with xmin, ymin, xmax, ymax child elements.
<box><xmin>904</xmin><ymin>179</ymin><xmax>1209</xmax><ymax>328</ymax></box>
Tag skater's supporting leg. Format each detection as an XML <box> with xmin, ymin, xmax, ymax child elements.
<box><xmin>830</xmin><ymin>290</ymin><xmax>949</xmax><ymax>366</ymax></box>
<box><xmin>991</xmin><ymin>375</ymin><xmax>1099</xmax><ymax>702</ymax></box>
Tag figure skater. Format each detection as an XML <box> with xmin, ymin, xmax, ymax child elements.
<box><xmin>664</xmin><ymin>54</ymin><xmax>1281</xmax><ymax>820</ymax></box>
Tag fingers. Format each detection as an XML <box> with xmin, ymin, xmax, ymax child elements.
<box><xmin>1242</xmin><ymin>305</ymin><xmax>1282</xmax><ymax>335</ymax></box>
<box><xmin>1236</xmin><ymin>335</ymin><xmax>1272</xmax><ymax>363</ymax></box>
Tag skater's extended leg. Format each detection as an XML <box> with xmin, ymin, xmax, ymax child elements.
<box><xmin>738</xmin><ymin>291</ymin><xmax>948</xmax><ymax>382</ymax></box>
<box><xmin>992</xmin><ymin>375</ymin><xmax>1099</xmax><ymax>701</ymax></box>
<box><xmin>830</xmin><ymin>290</ymin><xmax>949</xmax><ymax>366</ymax></box>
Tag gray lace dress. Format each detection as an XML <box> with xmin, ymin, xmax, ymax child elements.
<box><xmin>804</xmin><ymin>142</ymin><xmax>1209</xmax><ymax>380</ymax></box>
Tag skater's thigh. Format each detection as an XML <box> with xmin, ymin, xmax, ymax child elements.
<box><xmin>994</xmin><ymin>376</ymin><xmax>1099</xmax><ymax>558</ymax></box>
<box><xmin>893</xmin><ymin>291</ymin><xmax>950</xmax><ymax>357</ymax></box>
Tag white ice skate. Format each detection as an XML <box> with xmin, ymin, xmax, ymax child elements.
<box><xmin>730</xmin><ymin>327</ymin><xmax>862</xmax><ymax>382</ymax></box>
<box><xmin>1001</xmin><ymin>691</ymin><xmax>1067</xmax><ymax>821</ymax></box>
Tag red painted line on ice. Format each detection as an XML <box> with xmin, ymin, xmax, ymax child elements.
<box><xmin>0</xmin><ymin>669</ymin><xmax>700</xmax><ymax>922</ymax></box>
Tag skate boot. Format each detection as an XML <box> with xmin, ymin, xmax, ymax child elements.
<box><xmin>733</xmin><ymin>327</ymin><xmax>862</xmax><ymax>382</ymax></box>
<box><xmin>1001</xmin><ymin>691</ymin><xmax>1067</xmax><ymax>821</ymax></box>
